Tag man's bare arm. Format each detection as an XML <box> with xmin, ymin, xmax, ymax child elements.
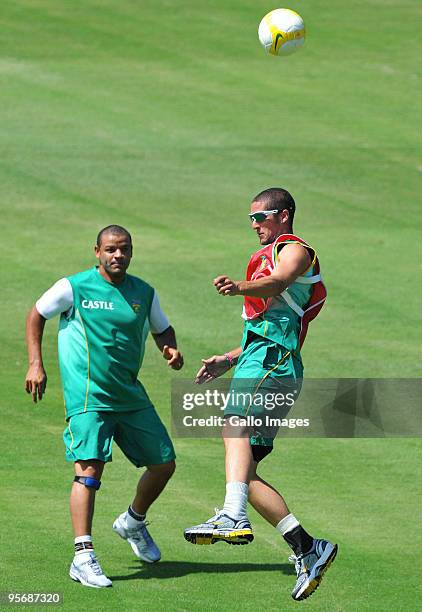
<box><xmin>195</xmin><ymin>346</ymin><xmax>242</xmax><ymax>384</ymax></box>
<box><xmin>25</xmin><ymin>306</ymin><xmax>48</xmax><ymax>403</ymax></box>
<box><xmin>152</xmin><ymin>325</ymin><xmax>184</xmax><ymax>371</ymax></box>
<box><xmin>214</xmin><ymin>243</ymin><xmax>311</xmax><ymax>298</ymax></box>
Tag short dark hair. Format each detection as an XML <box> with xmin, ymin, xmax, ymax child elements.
<box><xmin>252</xmin><ymin>187</ymin><xmax>296</xmax><ymax>225</ymax></box>
<box><xmin>96</xmin><ymin>225</ymin><xmax>132</xmax><ymax>247</ymax></box>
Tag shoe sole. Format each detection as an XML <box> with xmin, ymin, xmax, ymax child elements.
<box><xmin>113</xmin><ymin>521</ymin><xmax>161</xmax><ymax>563</ymax></box>
<box><xmin>69</xmin><ymin>569</ymin><xmax>112</xmax><ymax>589</ymax></box>
<box><xmin>294</xmin><ymin>543</ymin><xmax>338</xmax><ymax>601</ymax></box>
<box><xmin>184</xmin><ymin>529</ymin><xmax>254</xmax><ymax>546</ymax></box>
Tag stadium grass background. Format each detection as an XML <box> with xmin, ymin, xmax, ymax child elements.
<box><xmin>1</xmin><ymin>0</ymin><xmax>421</xmax><ymax>609</ymax></box>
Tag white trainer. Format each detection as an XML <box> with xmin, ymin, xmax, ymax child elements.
<box><xmin>69</xmin><ymin>552</ymin><xmax>112</xmax><ymax>588</ymax></box>
<box><xmin>113</xmin><ymin>512</ymin><xmax>161</xmax><ymax>563</ymax></box>
<box><xmin>290</xmin><ymin>538</ymin><xmax>338</xmax><ymax>601</ymax></box>
<box><xmin>184</xmin><ymin>509</ymin><xmax>254</xmax><ymax>545</ymax></box>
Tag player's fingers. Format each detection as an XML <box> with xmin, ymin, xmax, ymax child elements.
<box><xmin>32</xmin><ymin>383</ymin><xmax>38</xmax><ymax>403</ymax></box>
<box><xmin>201</xmin><ymin>357</ymin><xmax>216</xmax><ymax>365</ymax></box>
<box><xmin>170</xmin><ymin>354</ymin><xmax>184</xmax><ymax>369</ymax></box>
<box><xmin>201</xmin><ymin>358</ymin><xmax>214</xmax><ymax>367</ymax></box>
<box><xmin>37</xmin><ymin>374</ymin><xmax>47</xmax><ymax>399</ymax></box>
<box><xmin>196</xmin><ymin>364</ymin><xmax>209</xmax><ymax>380</ymax></box>
<box><xmin>197</xmin><ymin>371</ymin><xmax>211</xmax><ymax>384</ymax></box>
<box><xmin>162</xmin><ymin>345</ymin><xmax>171</xmax><ymax>359</ymax></box>
<box><xmin>201</xmin><ymin>360</ymin><xmax>214</xmax><ymax>371</ymax></box>
<box><xmin>215</xmin><ymin>279</ymin><xmax>230</xmax><ymax>291</ymax></box>
<box><xmin>213</xmin><ymin>275</ymin><xmax>227</xmax><ymax>286</ymax></box>
<box><xmin>218</xmin><ymin>284</ymin><xmax>232</xmax><ymax>294</ymax></box>
<box><xmin>167</xmin><ymin>355</ymin><xmax>179</xmax><ymax>367</ymax></box>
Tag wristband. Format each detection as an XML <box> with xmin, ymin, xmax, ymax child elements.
<box><xmin>224</xmin><ymin>352</ymin><xmax>234</xmax><ymax>368</ymax></box>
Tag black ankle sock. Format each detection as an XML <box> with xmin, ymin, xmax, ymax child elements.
<box><xmin>283</xmin><ymin>525</ymin><xmax>314</xmax><ymax>556</ymax></box>
<box><xmin>128</xmin><ymin>505</ymin><xmax>145</xmax><ymax>522</ymax></box>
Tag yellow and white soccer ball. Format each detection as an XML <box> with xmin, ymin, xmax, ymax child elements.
<box><xmin>258</xmin><ymin>8</ymin><xmax>306</xmax><ymax>56</ymax></box>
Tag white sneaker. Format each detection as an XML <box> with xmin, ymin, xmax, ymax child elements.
<box><xmin>184</xmin><ymin>509</ymin><xmax>254</xmax><ymax>545</ymax></box>
<box><xmin>69</xmin><ymin>552</ymin><xmax>112</xmax><ymax>588</ymax></box>
<box><xmin>290</xmin><ymin>539</ymin><xmax>338</xmax><ymax>601</ymax></box>
<box><xmin>113</xmin><ymin>512</ymin><xmax>161</xmax><ymax>563</ymax></box>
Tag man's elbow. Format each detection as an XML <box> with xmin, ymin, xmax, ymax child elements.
<box><xmin>27</xmin><ymin>305</ymin><xmax>46</xmax><ymax>325</ymax></box>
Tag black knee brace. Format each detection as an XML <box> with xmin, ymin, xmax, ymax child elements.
<box><xmin>74</xmin><ymin>475</ymin><xmax>101</xmax><ymax>490</ymax></box>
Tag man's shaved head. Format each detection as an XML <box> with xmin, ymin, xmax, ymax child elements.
<box><xmin>252</xmin><ymin>187</ymin><xmax>296</xmax><ymax>225</ymax></box>
<box><xmin>96</xmin><ymin>225</ymin><xmax>132</xmax><ymax>247</ymax></box>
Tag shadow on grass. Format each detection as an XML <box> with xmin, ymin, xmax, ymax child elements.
<box><xmin>110</xmin><ymin>561</ymin><xmax>294</xmax><ymax>581</ymax></box>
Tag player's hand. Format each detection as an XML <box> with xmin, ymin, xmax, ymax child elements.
<box><xmin>25</xmin><ymin>364</ymin><xmax>47</xmax><ymax>403</ymax></box>
<box><xmin>162</xmin><ymin>345</ymin><xmax>184</xmax><ymax>370</ymax></box>
<box><xmin>214</xmin><ymin>275</ymin><xmax>240</xmax><ymax>296</ymax></box>
<box><xmin>195</xmin><ymin>355</ymin><xmax>232</xmax><ymax>384</ymax></box>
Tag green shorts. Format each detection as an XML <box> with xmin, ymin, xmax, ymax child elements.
<box><xmin>63</xmin><ymin>406</ymin><xmax>175</xmax><ymax>467</ymax></box>
<box><xmin>224</xmin><ymin>336</ymin><xmax>303</xmax><ymax>447</ymax></box>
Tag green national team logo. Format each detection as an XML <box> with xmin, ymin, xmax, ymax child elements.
<box><xmin>131</xmin><ymin>300</ymin><xmax>141</xmax><ymax>313</ymax></box>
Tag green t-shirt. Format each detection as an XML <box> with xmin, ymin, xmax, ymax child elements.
<box><xmin>58</xmin><ymin>267</ymin><xmax>155</xmax><ymax>418</ymax></box>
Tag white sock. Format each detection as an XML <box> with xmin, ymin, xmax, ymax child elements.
<box><xmin>74</xmin><ymin>535</ymin><xmax>94</xmax><ymax>559</ymax></box>
<box><xmin>126</xmin><ymin>513</ymin><xmax>142</xmax><ymax>528</ymax></box>
<box><xmin>222</xmin><ymin>481</ymin><xmax>249</xmax><ymax>519</ymax></box>
<box><xmin>275</xmin><ymin>513</ymin><xmax>299</xmax><ymax>535</ymax></box>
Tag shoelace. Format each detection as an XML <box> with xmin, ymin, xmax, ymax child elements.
<box><xmin>129</xmin><ymin>521</ymin><xmax>154</xmax><ymax>546</ymax></box>
<box><xmin>139</xmin><ymin>522</ymin><xmax>153</xmax><ymax>546</ymax></box>
<box><xmin>288</xmin><ymin>554</ymin><xmax>306</xmax><ymax>576</ymax></box>
<box><xmin>87</xmin><ymin>556</ymin><xmax>103</xmax><ymax>576</ymax></box>
<box><xmin>207</xmin><ymin>509</ymin><xmax>249</xmax><ymax>527</ymax></box>
<box><xmin>206</xmin><ymin>508</ymin><xmax>223</xmax><ymax>524</ymax></box>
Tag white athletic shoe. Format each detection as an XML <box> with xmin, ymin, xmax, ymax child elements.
<box><xmin>113</xmin><ymin>512</ymin><xmax>161</xmax><ymax>563</ymax></box>
<box><xmin>184</xmin><ymin>509</ymin><xmax>254</xmax><ymax>545</ymax></box>
<box><xmin>290</xmin><ymin>538</ymin><xmax>338</xmax><ymax>601</ymax></box>
<box><xmin>69</xmin><ymin>552</ymin><xmax>112</xmax><ymax>588</ymax></box>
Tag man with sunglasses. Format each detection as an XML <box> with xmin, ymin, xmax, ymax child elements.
<box><xmin>184</xmin><ymin>188</ymin><xmax>337</xmax><ymax>602</ymax></box>
<box><xmin>25</xmin><ymin>225</ymin><xmax>183</xmax><ymax>588</ymax></box>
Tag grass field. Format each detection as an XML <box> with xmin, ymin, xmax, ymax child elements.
<box><xmin>1</xmin><ymin>0</ymin><xmax>421</xmax><ymax>610</ymax></box>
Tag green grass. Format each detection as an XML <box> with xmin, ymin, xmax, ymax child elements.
<box><xmin>1</xmin><ymin>0</ymin><xmax>421</xmax><ymax>609</ymax></box>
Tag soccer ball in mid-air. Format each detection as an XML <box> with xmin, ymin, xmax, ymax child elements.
<box><xmin>258</xmin><ymin>8</ymin><xmax>306</xmax><ymax>56</ymax></box>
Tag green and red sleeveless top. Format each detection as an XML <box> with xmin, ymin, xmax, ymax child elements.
<box><xmin>242</xmin><ymin>234</ymin><xmax>326</xmax><ymax>352</ymax></box>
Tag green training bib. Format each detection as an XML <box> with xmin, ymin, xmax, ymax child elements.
<box><xmin>58</xmin><ymin>267</ymin><xmax>155</xmax><ymax>418</ymax></box>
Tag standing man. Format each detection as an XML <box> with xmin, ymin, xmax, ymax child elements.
<box><xmin>184</xmin><ymin>188</ymin><xmax>337</xmax><ymax>602</ymax></box>
<box><xmin>25</xmin><ymin>225</ymin><xmax>183</xmax><ymax>589</ymax></box>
